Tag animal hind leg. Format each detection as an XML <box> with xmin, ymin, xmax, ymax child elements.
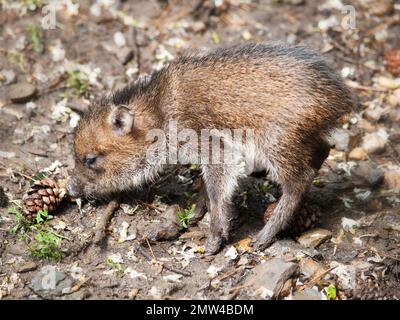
<box><xmin>253</xmin><ymin>178</ymin><xmax>311</xmax><ymax>251</ymax></box>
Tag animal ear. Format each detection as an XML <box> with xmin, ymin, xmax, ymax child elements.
<box><xmin>108</xmin><ymin>105</ymin><xmax>134</xmax><ymax>136</ymax></box>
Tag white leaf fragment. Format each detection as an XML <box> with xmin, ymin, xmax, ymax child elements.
<box><xmin>224</xmin><ymin>246</ymin><xmax>238</xmax><ymax>260</ymax></box>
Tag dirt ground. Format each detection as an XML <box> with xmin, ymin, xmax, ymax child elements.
<box><xmin>0</xmin><ymin>0</ymin><xmax>399</xmax><ymax>300</ymax></box>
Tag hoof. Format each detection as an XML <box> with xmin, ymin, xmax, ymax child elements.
<box><xmin>205</xmin><ymin>235</ymin><xmax>224</xmax><ymax>255</ymax></box>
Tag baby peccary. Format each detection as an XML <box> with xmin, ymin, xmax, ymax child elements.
<box><xmin>68</xmin><ymin>43</ymin><xmax>354</xmax><ymax>254</ymax></box>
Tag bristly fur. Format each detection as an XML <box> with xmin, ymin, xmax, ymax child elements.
<box><xmin>70</xmin><ymin>42</ymin><xmax>356</xmax><ymax>254</ymax></box>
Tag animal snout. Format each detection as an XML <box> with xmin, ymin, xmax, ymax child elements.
<box><xmin>66</xmin><ymin>176</ymin><xmax>83</xmax><ymax>198</ymax></box>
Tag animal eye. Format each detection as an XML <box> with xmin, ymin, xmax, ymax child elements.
<box><xmin>85</xmin><ymin>155</ymin><xmax>97</xmax><ymax>166</ymax></box>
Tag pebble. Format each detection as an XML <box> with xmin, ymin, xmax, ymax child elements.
<box><xmin>30</xmin><ymin>267</ymin><xmax>75</xmax><ymax>298</ymax></box>
<box><xmin>144</xmin><ymin>205</ymin><xmax>181</xmax><ymax>241</ymax></box>
<box><xmin>265</xmin><ymin>240</ymin><xmax>320</xmax><ymax>260</ymax></box>
<box><xmin>388</xmin><ymin>89</ymin><xmax>400</xmax><ymax>107</ymax></box>
<box><xmin>329</xmin><ymin>261</ymin><xmax>356</xmax><ymax>290</ymax></box>
<box><xmin>364</xmin><ymin>107</ymin><xmax>385</xmax><ymax>122</ymax></box>
<box><xmin>351</xmin><ymin>161</ymin><xmax>384</xmax><ymax>187</ymax></box>
<box><xmin>15</xmin><ymin>261</ymin><xmax>38</xmax><ymax>273</ymax></box>
<box><xmin>297</xmin><ymin>228</ymin><xmax>332</xmax><ymax>248</ymax></box>
<box><xmin>331</xmin><ymin>128</ymin><xmax>350</xmax><ymax>151</ymax></box>
<box><xmin>376</xmin><ymin>76</ymin><xmax>400</xmax><ymax>90</ymax></box>
<box><xmin>0</xmin><ymin>69</ymin><xmax>17</xmax><ymax>85</ymax></box>
<box><xmin>9</xmin><ymin>82</ymin><xmax>37</xmax><ymax>103</ymax></box>
<box><xmin>113</xmin><ymin>31</ymin><xmax>126</xmax><ymax>48</ymax></box>
<box><xmin>179</xmin><ymin>229</ymin><xmax>206</xmax><ymax>240</ymax></box>
<box><xmin>299</xmin><ymin>258</ymin><xmax>326</xmax><ymax>278</ymax></box>
<box><xmin>292</xmin><ymin>287</ymin><xmax>323</xmax><ymax>300</ymax></box>
<box><xmin>0</xmin><ymin>150</ymin><xmax>16</xmax><ymax>158</ymax></box>
<box><xmin>361</xmin><ymin>131</ymin><xmax>388</xmax><ymax>154</ymax></box>
<box><xmin>362</xmin><ymin>0</ymin><xmax>394</xmax><ymax>16</ymax></box>
<box><xmin>245</xmin><ymin>258</ymin><xmax>298</xmax><ymax>299</ymax></box>
<box><xmin>191</xmin><ymin>21</ymin><xmax>206</xmax><ymax>33</ymax></box>
<box><xmin>384</xmin><ymin>169</ymin><xmax>400</xmax><ymax>191</ymax></box>
<box><xmin>348</xmin><ymin>147</ymin><xmax>367</xmax><ymax>161</ymax></box>
<box><xmin>351</xmin><ymin>260</ymin><xmax>373</xmax><ymax>272</ymax></box>
<box><xmin>388</xmin><ymin>108</ymin><xmax>400</xmax><ymax>122</ymax></box>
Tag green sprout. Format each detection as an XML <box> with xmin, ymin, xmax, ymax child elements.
<box><xmin>325</xmin><ymin>284</ymin><xmax>337</xmax><ymax>300</ymax></box>
<box><xmin>31</xmin><ymin>228</ymin><xmax>64</xmax><ymax>261</ymax></box>
<box><xmin>67</xmin><ymin>70</ymin><xmax>88</xmax><ymax>97</ymax></box>
<box><xmin>240</xmin><ymin>191</ymin><xmax>248</xmax><ymax>208</ymax></box>
<box><xmin>262</xmin><ymin>181</ymin><xmax>273</xmax><ymax>194</ymax></box>
<box><xmin>9</xmin><ymin>207</ymin><xmax>66</xmax><ymax>261</ymax></box>
<box><xmin>27</xmin><ymin>24</ymin><xmax>43</xmax><ymax>53</ymax></box>
<box><xmin>183</xmin><ymin>191</ymin><xmax>197</xmax><ymax>204</ymax></box>
<box><xmin>106</xmin><ymin>257</ymin><xmax>126</xmax><ymax>275</ymax></box>
<box><xmin>177</xmin><ymin>204</ymin><xmax>196</xmax><ymax>229</ymax></box>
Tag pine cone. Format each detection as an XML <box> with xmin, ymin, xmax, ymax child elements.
<box><xmin>385</xmin><ymin>48</ymin><xmax>400</xmax><ymax>76</ymax></box>
<box><xmin>23</xmin><ymin>178</ymin><xmax>66</xmax><ymax>219</ymax></box>
<box><xmin>264</xmin><ymin>198</ymin><xmax>321</xmax><ymax>236</ymax></box>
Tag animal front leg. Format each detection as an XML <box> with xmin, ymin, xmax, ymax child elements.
<box><xmin>202</xmin><ymin>164</ymin><xmax>239</xmax><ymax>255</ymax></box>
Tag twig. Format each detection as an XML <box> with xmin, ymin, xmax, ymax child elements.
<box><xmin>145</xmin><ymin>237</ymin><xmax>157</xmax><ymax>260</ymax></box>
<box><xmin>228</xmin><ymin>283</ymin><xmax>252</xmax><ymax>293</ymax></box>
<box><xmin>136</xmin><ymin>243</ymin><xmax>191</xmax><ymax>277</ymax></box>
<box><xmin>297</xmin><ymin>266</ymin><xmax>337</xmax><ymax>291</ymax></box>
<box><xmin>65</xmin><ymin>277</ymin><xmax>91</xmax><ymax>295</ymax></box>
<box><xmin>93</xmin><ymin>199</ymin><xmax>120</xmax><ymax>245</ymax></box>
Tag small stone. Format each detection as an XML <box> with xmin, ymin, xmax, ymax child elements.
<box><xmin>297</xmin><ymin>228</ymin><xmax>332</xmax><ymax>248</ymax></box>
<box><xmin>348</xmin><ymin>147</ymin><xmax>367</xmax><ymax>161</ymax></box>
<box><xmin>388</xmin><ymin>108</ymin><xmax>400</xmax><ymax>122</ymax></box>
<box><xmin>357</xmin><ymin>119</ymin><xmax>377</xmax><ymax>133</ymax></box>
<box><xmin>361</xmin><ymin>131</ymin><xmax>388</xmax><ymax>154</ymax></box>
<box><xmin>116</xmin><ymin>47</ymin><xmax>134</xmax><ymax>65</ymax></box>
<box><xmin>191</xmin><ymin>21</ymin><xmax>206</xmax><ymax>33</ymax></box>
<box><xmin>144</xmin><ymin>205</ymin><xmax>181</xmax><ymax>241</ymax></box>
<box><xmin>384</xmin><ymin>169</ymin><xmax>400</xmax><ymax>191</ymax></box>
<box><xmin>351</xmin><ymin>161</ymin><xmax>384</xmax><ymax>187</ymax></box>
<box><xmin>351</xmin><ymin>260</ymin><xmax>372</xmax><ymax>272</ymax></box>
<box><xmin>0</xmin><ymin>150</ymin><xmax>16</xmax><ymax>158</ymax></box>
<box><xmin>331</xmin><ymin>129</ymin><xmax>350</xmax><ymax>151</ymax></box>
<box><xmin>388</xmin><ymin>89</ymin><xmax>400</xmax><ymax>107</ymax></box>
<box><xmin>364</xmin><ymin>107</ymin><xmax>385</xmax><ymax>122</ymax></box>
<box><xmin>179</xmin><ymin>229</ymin><xmax>206</xmax><ymax>240</ymax></box>
<box><xmin>113</xmin><ymin>31</ymin><xmax>126</xmax><ymax>48</ymax></box>
<box><xmin>292</xmin><ymin>287</ymin><xmax>323</xmax><ymax>300</ymax></box>
<box><xmin>128</xmin><ymin>288</ymin><xmax>139</xmax><ymax>299</ymax></box>
<box><xmin>265</xmin><ymin>240</ymin><xmax>320</xmax><ymax>259</ymax></box>
<box><xmin>341</xmin><ymin>217</ymin><xmax>359</xmax><ymax>232</ymax></box>
<box><xmin>367</xmin><ymin>0</ymin><xmax>394</xmax><ymax>16</ymax></box>
<box><xmin>0</xmin><ymin>69</ymin><xmax>17</xmax><ymax>85</ymax></box>
<box><xmin>30</xmin><ymin>267</ymin><xmax>75</xmax><ymax>299</ymax></box>
<box><xmin>376</xmin><ymin>76</ymin><xmax>400</xmax><ymax>90</ymax></box>
<box><xmin>299</xmin><ymin>258</ymin><xmax>326</xmax><ymax>278</ymax></box>
<box><xmin>9</xmin><ymin>82</ymin><xmax>37</xmax><ymax>103</ymax></box>
<box><xmin>15</xmin><ymin>261</ymin><xmax>38</xmax><ymax>273</ymax></box>
<box><xmin>245</xmin><ymin>258</ymin><xmax>298</xmax><ymax>299</ymax></box>
<box><xmin>329</xmin><ymin>261</ymin><xmax>356</xmax><ymax>290</ymax></box>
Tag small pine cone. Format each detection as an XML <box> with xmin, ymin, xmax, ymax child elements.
<box><xmin>263</xmin><ymin>199</ymin><xmax>322</xmax><ymax>236</ymax></box>
<box><xmin>23</xmin><ymin>178</ymin><xmax>66</xmax><ymax>219</ymax></box>
<box><xmin>385</xmin><ymin>48</ymin><xmax>400</xmax><ymax>76</ymax></box>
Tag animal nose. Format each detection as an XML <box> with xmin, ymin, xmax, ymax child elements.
<box><xmin>66</xmin><ymin>176</ymin><xmax>82</xmax><ymax>198</ymax></box>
